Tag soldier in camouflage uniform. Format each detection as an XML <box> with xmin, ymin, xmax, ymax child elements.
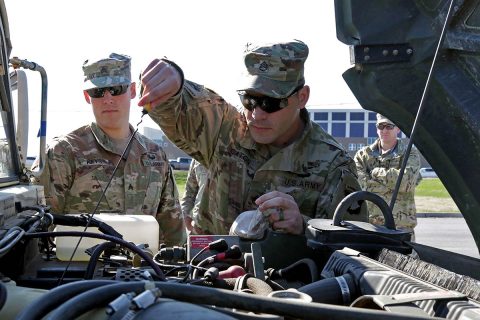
<box><xmin>354</xmin><ymin>113</ymin><xmax>421</xmax><ymax>235</ymax></box>
<box><xmin>181</xmin><ymin>159</ymin><xmax>208</xmax><ymax>234</ymax></box>
<box><xmin>32</xmin><ymin>53</ymin><xmax>186</xmax><ymax>247</ymax></box>
<box><xmin>139</xmin><ymin>40</ymin><xmax>367</xmax><ymax>235</ymax></box>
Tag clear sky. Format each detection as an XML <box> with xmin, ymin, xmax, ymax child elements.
<box><xmin>4</xmin><ymin>0</ymin><xmax>358</xmax><ymax>154</ymax></box>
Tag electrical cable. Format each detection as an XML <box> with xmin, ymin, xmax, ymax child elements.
<box><xmin>191</xmin><ymin>246</ymin><xmax>242</xmax><ymax>280</ymax></box>
<box><xmin>0</xmin><ymin>227</ymin><xmax>25</xmax><ymax>258</ymax></box>
<box><xmin>21</xmin><ymin>205</ymin><xmax>49</xmax><ymax>233</ymax></box>
<box><xmin>190</xmin><ymin>238</ymin><xmax>228</xmax><ymax>264</ymax></box>
<box><xmin>84</xmin><ymin>241</ymin><xmax>117</xmax><ymax>279</ymax></box>
<box><xmin>177</xmin><ymin>238</ymin><xmax>228</xmax><ymax>280</ymax></box>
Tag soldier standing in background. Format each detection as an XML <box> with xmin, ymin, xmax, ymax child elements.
<box><xmin>138</xmin><ymin>39</ymin><xmax>367</xmax><ymax>235</ymax></box>
<box><xmin>181</xmin><ymin>159</ymin><xmax>208</xmax><ymax>234</ymax></box>
<box><xmin>354</xmin><ymin>113</ymin><xmax>421</xmax><ymax>237</ymax></box>
<box><xmin>32</xmin><ymin>53</ymin><xmax>186</xmax><ymax>246</ymax></box>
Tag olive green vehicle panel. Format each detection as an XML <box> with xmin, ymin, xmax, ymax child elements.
<box><xmin>334</xmin><ymin>0</ymin><xmax>480</xmax><ymax>251</ymax></box>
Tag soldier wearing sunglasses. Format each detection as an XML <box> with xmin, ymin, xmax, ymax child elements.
<box><xmin>33</xmin><ymin>53</ymin><xmax>186</xmax><ymax>247</ymax></box>
<box><xmin>139</xmin><ymin>40</ymin><xmax>367</xmax><ymax>236</ymax></box>
<box><xmin>354</xmin><ymin>113</ymin><xmax>421</xmax><ymax>238</ymax></box>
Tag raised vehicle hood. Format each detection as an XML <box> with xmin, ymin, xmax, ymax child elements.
<box><xmin>334</xmin><ymin>0</ymin><xmax>480</xmax><ymax>251</ymax></box>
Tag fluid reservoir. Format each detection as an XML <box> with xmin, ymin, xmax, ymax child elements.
<box><xmin>55</xmin><ymin>214</ymin><xmax>159</xmax><ymax>261</ymax></box>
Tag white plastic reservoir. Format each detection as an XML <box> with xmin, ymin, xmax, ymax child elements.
<box><xmin>55</xmin><ymin>214</ymin><xmax>159</xmax><ymax>261</ymax></box>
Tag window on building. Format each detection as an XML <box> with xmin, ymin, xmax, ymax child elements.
<box><xmin>357</xmin><ymin>143</ymin><xmax>365</xmax><ymax>150</ymax></box>
<box><xmin>314</xmin><ymin>112</ymin><xmax>328</xmax><ymax>121</ymax></box>
<box><xmin>350</xmin><ymin>112</ymin><xmax>364</xmax><ymax>121</ymax></box>
<box><xmin>332</xmin><ymin>112</ymin><xmax>346</xmax><ymax>121</ymax></box>
<box><xmin>368</xmin><ymin>112</ymin><xmax>377</xmax><ymax>121</ymax></box>
<box><xmin>348</xmin><ymin>143</ymin><xmax>356</xmax><ymax>151</ymax></box>
<box><xmin>350</xmin><ymin>123</ymin><xmax>364</xmax><ymax>137</ymax></box>
<box><xmin>368</xmin><ymin>123</ymin><xmax>377</xmax><ymax>137</ymax></box>
<box><xmin>319</xmin><ymin>123</ymin><xmax>328</xmax><ymax>131</ymax></box>
<box><xmin>332</xmin><ymin>123</ymin><xmax>346</xmax><ymax>137</ymax></box>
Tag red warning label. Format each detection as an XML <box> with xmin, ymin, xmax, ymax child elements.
<box><xmin>189</xmin><ymin>236</ymin><xmax>215</xmax><ymax>249</ymax></box>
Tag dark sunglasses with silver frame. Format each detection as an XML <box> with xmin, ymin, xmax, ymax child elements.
<box><xmin>376</xmin><ymin>123</ymin><xmax>396</xmax><ymax>130</ymax></box>
<box><xmin>86</xmin><ymin>84</ymin><xmax>129</xmax><ymax>98</ymax></box>
<box><xmin>238</xmin><ymin>85</ymin><xmax>304</xmax><ymax>114</ymax></box>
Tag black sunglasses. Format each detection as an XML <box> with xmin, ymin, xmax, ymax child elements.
<box><xmin>86</xmin><ymin>85</ymin><xmax>129</xmax><ymax>98</ymax></box>
<box><xmin>238</xmin><ymin>86</ymin><xmax>303</xmax><ymax>114</ymax></box>
<box><xmin>376</xmin><ymin>123</ymin><xmax>396</xmax><ymax>130</ymax></box>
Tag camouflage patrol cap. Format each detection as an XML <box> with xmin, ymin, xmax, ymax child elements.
<box><xmin>82</xmin><ymin>53</ymin><xmax>131</xmax><ymax>90</ymax></box>
<box><xmin>237</xmin><ymin>39</ymin><xmax>309</xmax><ymax>98</ymax></box>
<box><xmin>376</xmin><ymin>113</ymin><xmax>395</xmax><ymax>125</ymax></box>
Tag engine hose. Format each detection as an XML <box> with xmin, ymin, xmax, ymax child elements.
<box><xmin>15</xmin><ymin>280</ymin><xmax>117</xmax><ymax>320</ymax></box>
<box><xmin>298</xmin><ymin>273</ymin><xmax>357</xmax><ymax>305</ymax></box>
<box><xmin>273</xmin><ymin>258</ymin><xmax>319</xmax><ymax>284</ymax></box>
<box><xmin>156</xmin><ymin>282</ymin><xmax>429</xmax><ymax>320</ymax></box>
<box><xmin>22</xmin><ymin>205</ymin><xmax>52</xmax><ymax>232</ymax></box>
<box><xmin>46</xmin><ymin>282</ymin><xmax>151</xmax><ymax>320</ymax></box>
<box><xmin>233</xmin><ymin>274</ymin><xmax>274</xmax><ymax>296</ymax></box>
<box><xmin>22</xmin><ymin>231</ymin><xmax>165</xmax><ymax>279</ymax></box>
<box><xmin>0</xmin><ymin>281</ymin><xmax>7</xmax><ymax>311</ymax></box>
<box><xmin>213</xmin><ymin>276</ymin><xmax>274</xmax><ymax>296</ymax></box>
<box><xmin>40</xmin><ymin>281</ymin><xmax>432</xmax><ymax>320</ymax></box>
<box><xmin>84</xmin><ymin>241</ymin><xmax>117</xmax><ymax>279</ymax></box>
<box><xmin>0</xmin><ymin>227</ymin><xmax>25</xmax><ymax>258</ymax></box>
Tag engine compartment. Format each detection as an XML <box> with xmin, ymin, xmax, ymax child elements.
<box><xmin>1</xmin><ymin>186</ymin><xmax>479</xmax><ymax>320</ymax></box>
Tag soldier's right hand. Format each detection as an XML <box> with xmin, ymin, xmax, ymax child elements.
<box><xmin>138</xmin><ymin>59</ymin><xmax>182</xmax><ymax>111</ymax></box>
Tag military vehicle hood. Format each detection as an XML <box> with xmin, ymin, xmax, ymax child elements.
<box><xmin>334</xmin><ymin>0</ymin><xmax>480</xmax><ymax>250</ymax></box>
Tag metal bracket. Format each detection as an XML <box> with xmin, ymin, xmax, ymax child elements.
<box><xmin>350</xmin><ymin>43</ymin><xmax>413</xmax><ymax>64</ymax></box>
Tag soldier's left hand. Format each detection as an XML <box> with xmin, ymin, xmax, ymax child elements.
<box><xmin>255</xmin><ymin>191</ymin><xmax>304</xmax><ymax>235</ymax></box>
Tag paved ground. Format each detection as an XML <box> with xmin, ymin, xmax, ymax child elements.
<box><xmin>415</xmin><ymin>217</ymin><xmax>479</xmax><ymax>258</ymax></box>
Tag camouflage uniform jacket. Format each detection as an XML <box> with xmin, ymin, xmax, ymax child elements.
<box><xmin>180</xmin><ymin>159</ymin><xmax>208</xmax><ymax>224</ymax></box>
<box><xmin>33</xmin><ymin>122</ymin><xmax>186</xmax><ymax>246</ymax></box>
<box><xmin>148</xmin><ymin>79</ymin><xmax>366</xmax><ymax>235</ymax></box>
<box><xmin>354</xmin><ymin>138</ymin><xmax>421</xmax><ymax>231</ymax></box>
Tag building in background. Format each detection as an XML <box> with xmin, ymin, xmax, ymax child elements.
<box><xmin>142</xmin><ymin>127</ymin><xmax>189</xmax><ymax>160</ymax></box>
<box><xmin>307</xmin><ymin>104</ymin><xmax>430</xmax><ymax>167</ymax></box>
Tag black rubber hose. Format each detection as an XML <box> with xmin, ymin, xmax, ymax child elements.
<box><xmin>37</xmin><ymin>280</ymin><xmax>436</xmax><ymax>320</ymax></box>
<box><xmin>15</xmin><ymin>280</ymin><xmax>116</xmax><ymax>320</ymax></box>
<box><xmin>0</xmin><ymin>281</ymin><xmax>7</xmax><ymax>312</ymax></box>
<box><xmin>46</xmin><ymin>282</ymin><xmax>148</xmax><ymax>320</ymax></box>
<box><xmin>298</xmin><ymin>274</ymin><xmax>357</xmax><ymax>305</ymax></box>
<box><xmin>274</xmin><ymin>258</ymin><xmax>319</xmax><ymax>284</ymax></box>
<box><xmin>23</xmin><ymin>231</ymin><xmax>165</xmax><ymax>280</ymax></box>
<box><xmin>84</xmin><ymin>241</ymin><xmax>117</xmax><ymax>279</ymax></box>
<box><xmin>154</xmin><ymin>283</ymin><xmax>436</xmax><ymax>320</ymax></box>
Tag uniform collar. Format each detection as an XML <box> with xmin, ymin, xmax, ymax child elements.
<box><xmin>90</xmin><ymin>122</ymin><xmax>147</xmax><ymax>155</ymax></box>
<box><xmin>371</xmin><ymin>138</ymin><xmax>400</xmax><ymax>157</ymax></box>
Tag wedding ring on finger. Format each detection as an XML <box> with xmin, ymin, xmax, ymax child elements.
<box><xmin>278</xmin><ymin>207</ymin><xmax>284</xmax><ymax>221</ymax></box>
